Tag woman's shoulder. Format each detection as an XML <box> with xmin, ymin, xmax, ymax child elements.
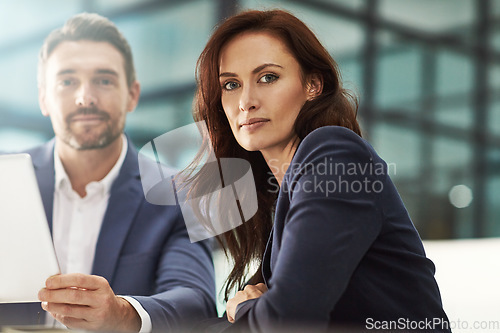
<box><xmin>293</xmin><ymin>126</ymin><xmax>373</xmax><ymax>164</ymax></box>
<box><xmin>301</xmin><ymin>126</ymin><xmax>364</xmax><ymax>146</ymax></box>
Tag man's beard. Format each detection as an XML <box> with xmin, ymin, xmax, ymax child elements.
<box><xmin>62</xmin><ymin>107</ymin><xmax>123</xmax><ymax>150</ymax></box>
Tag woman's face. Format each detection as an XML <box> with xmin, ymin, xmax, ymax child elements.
<box><xmin>219</xmin><ymin>31</ymin><xmax>313</xmax><ymax>156</ymax></box>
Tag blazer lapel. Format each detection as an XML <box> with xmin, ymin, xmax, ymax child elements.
<box><xmin>91</xmin><ymin>140</ymin><xmax>143</xmax><ymax>283</ymax></box>
<box><xmin>262</xmin><ymin>227</ymin><xmax>273</xmax><ymax>286</ymax></box>
<box><xmin>29</xmin><ymin>140</ymin><xmax>56</xmax><ymax>234</ymax></box>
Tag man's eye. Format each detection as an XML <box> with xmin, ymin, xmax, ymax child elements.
<box><xmin>99</xmin><ymin>79</ymin><xmax>112</xmax><ymax>85</ymax></box>
<box><xmin>60</xmin><ymin>79</ymin><xmax>73</xmax><ymax>86</ymax></box>
<box><xmin>223</xmin><ymin>81</ymin><xmax>240</xmax><ymax>90</ymax></box>
<box><xmin>259</xmin><ymin>74</ymin><xmax>278</xmax><ymax>83</ymax></box>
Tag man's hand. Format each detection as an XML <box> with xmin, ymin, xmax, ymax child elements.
<box><xmin>38</xmin><ymin>273</ymin><xmax>141</xmax><ymax>332</ymax></box>
<box><xmin>226</xmin><ymin>283</ymin><xmax>267</xmax><ymax>323</ymax></box>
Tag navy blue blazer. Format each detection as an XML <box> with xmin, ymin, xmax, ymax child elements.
<box><xmin>0</xmin><ymin>137</ymin><xmax>216</xmax><ymax>331</ymax></box>
<box><xmin>234</xmin><ymin>126</ymin><xmax>450</xmax><ymax>332</ymax></box>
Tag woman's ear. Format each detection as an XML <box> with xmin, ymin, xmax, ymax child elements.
<box><xmin>306</xmin><ymin>73</ymin><xmax>323</xmax><ymax>101</ymax></box>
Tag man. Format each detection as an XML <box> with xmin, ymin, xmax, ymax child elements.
<box><xmin>0</xmin><ymin>13</ymin><xmax>216</xmax><ymax>332</ymax></box>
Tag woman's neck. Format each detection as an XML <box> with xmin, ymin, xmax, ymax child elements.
<box><xmin>261</xmin><ymin>137</ymin><xmax>300</xmax><ymax>186</ymax></box>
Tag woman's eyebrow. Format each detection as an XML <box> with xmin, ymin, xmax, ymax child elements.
<box><xmin>252</xmin><ymin>63</ymin><xmax>283</xmax><ymax>74</ymax></box>
<box><xmin>219</xmin><ymin>63</ymin><xmax>283</xmax><ymax>78</ymax></box>
<box><xmin>219</xmin><ymin>71</ymin><xmax>237</xmax><ymax>78</ymax></box>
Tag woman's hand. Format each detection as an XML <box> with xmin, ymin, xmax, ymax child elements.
<box><xmin>227</xmin><ymin>283</ymin><xmax>268</xmax><ymax>323</ymax></box>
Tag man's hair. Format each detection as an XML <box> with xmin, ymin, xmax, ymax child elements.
<box><xmin>38</xmin><ymin>12</ymin><xmax>136</xmax><ymax>88</ymax></box>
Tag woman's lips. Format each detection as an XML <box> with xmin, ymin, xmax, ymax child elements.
<box><xmin>240</xmin><ymin>118</ymin><xmax>269</xmax><ymax>131</ymax></box>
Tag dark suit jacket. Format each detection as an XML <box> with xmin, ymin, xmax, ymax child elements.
<box><xmin>234</xmin><ymin>126</ymin><xmax>451</xmax><ymax>332</ymax></box>
<box><xmin>0</xmin><ymin>137</ymin><xmax>216</xmax><ymax>331</ymax></box>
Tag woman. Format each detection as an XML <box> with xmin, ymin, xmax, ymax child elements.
<box><xmin>190</xmin><ymin>9</ymin><xmax>451</xmax><ymax>332</ymax></box>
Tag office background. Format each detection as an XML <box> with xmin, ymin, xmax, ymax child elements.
<box><xmin>0</xmin><ymin>0</ymin><xmax>498</xmax><ymax>241</ymax></box>
<box><xmin>2</xmin><ymin>1</ymin><xmax>500</xmax><ymax>326</ymax></box>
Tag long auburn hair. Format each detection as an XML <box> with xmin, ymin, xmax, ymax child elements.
<box><xmin>192</xmin><ymin>9</ymin><xmax>361</xmax><ymax>301</ymax></box>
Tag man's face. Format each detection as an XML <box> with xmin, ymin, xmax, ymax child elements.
<box><xmin>39</xmin><ymin>40</ymin><xmax>140</xmax><ymax>150</ymax></box>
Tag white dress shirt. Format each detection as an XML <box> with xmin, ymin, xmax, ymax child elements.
<box><xmin>47</xmin><ymin>135</ymin><xmax>152</xmax><ymax>332</ymax></box>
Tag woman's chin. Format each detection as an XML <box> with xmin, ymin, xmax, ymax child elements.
<box><xmin>236</xmin><ymin>139</ymin><xmax>262</xmax><ymax>152</ymax></box>
<box><xmin>242</xmin><ymin>146</ymin><xmax>261</xmax><ymax>152</ymax></box>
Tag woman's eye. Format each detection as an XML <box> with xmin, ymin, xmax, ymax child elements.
<box><xmin>259</xmin><ymin>74</ymin><xmax>278</xmax><ymax>83</ymax></box>
<box><xmin>223</xmin><ymin>81</ymin><xmax>240</xmax><ymax>90</ymax></box>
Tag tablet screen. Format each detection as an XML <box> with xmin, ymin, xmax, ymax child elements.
<box><xmin>0</xmin><ymin>154</ymin><xmax>60</xmax><ymax>303</ymax></box>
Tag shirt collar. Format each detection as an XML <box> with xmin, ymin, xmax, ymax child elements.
<box><xmin>54</xmin><ymin>135</ymin><xmax>128</xmax><ymax>197</ymax></box>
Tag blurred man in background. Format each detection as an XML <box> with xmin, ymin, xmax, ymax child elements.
<box><xmin>0</xmin><ymin>13</ymin><xmax>215</xmax><ymax>332</ymax></box>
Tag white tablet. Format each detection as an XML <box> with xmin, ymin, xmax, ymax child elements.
<box><xmin>0</xmin><ymin>154</ymin><xmax>60</xmax><ymax>303</ymax></box>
